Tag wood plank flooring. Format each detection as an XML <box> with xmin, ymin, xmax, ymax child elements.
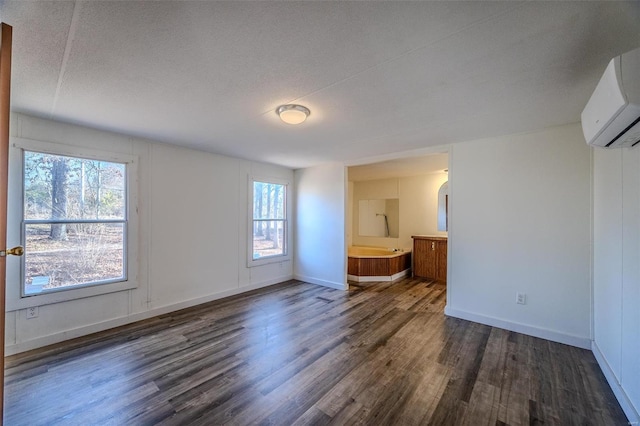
<box><xmin>4</xmin><ymin>278</ymin><xmax>628</xmax><ymax>425</ymax></box>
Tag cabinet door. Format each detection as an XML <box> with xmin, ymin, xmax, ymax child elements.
<box><xmin>413</xmin><ymin>239</ymin><xmax>437</xmax><ymax>279</ymax></box>
<box><xmin>436</xmin><ymin>240</ymin><xmax>447</xmax><ymax>282</ymax></box>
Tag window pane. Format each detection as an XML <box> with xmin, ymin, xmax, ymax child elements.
<box><xmin>253</xmin><ymin>220</ymin><xmax>285</xmax><ymax>259</ymax></box>
<box><xmin>24</xmin><ymin>151</ymin><xmax>126</xmax><ymax>221</ymax></box>
<box><xmin>24</xmin><ymin>223</ymin><xmax>125</xmax><ymax>294</ymax></box>
<box><xmin>253</xmin><ymin>181</ymin><xmax>285</xmax><ymax>219</ymax></box>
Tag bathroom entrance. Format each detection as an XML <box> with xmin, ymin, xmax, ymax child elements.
<box><xmin>346</xmin><ymin>152</ymin><xmax>449</xmax><ymax>285</ymax></box>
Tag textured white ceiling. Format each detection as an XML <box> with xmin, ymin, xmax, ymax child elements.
<box><xmin>1</xmin><ymin>1</ymin><xmax>639</xmax><ymax>169</ymax></box>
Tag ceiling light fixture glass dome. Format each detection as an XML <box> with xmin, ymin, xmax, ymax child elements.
<box><xmin>276</xmin><ymin>104</ymin><xmax>310</xmax><ymax>125</ymax></box>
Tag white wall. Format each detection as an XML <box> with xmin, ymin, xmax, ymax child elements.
<box><xmin>4</xmin><ymin>113</ymin><xmax>294</xmax><ymax>354</ymax></box>
<box><xmin>294</xmin><ymin>164</ymin><xmax>347</xmax><ymax>290</ymax></box>
<box><xmin>350</xmin><ymin>173</ymin><xmax>448</xmax><ymax>250</ymax></box>
<box><xmin>446</xmin><ymin>124</ymin><xmax>592</xmax><ymax>349</ymax></box>
<box><xmin>592</xmin><ymin>146</ymin><xmax>640</xmax><ymax>424</ymax></box>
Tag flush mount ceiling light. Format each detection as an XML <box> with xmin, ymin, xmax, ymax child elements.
<box><xmin>276</xmin><ymin>104</ymin><xmax>310</xmax><ymax>125</ymax></box>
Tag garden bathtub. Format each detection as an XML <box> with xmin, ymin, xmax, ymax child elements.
<box><xmin>347</xmin><ymin>246</ymin><xmax>411</xmax><ymax>282</ymax></box>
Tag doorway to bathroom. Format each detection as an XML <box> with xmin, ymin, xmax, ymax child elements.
<box><xmin>346</xmin><ymin>152</ymin><xmax>449</xmax><ymax>286</ymax></box>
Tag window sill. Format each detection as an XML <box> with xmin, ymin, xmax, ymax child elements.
<box><xmin>6</xmin><ymin>279</ymin><xmax>137</xmax><ymax>311</ymax></box>
<box><xmin>248</xmin><ymin>256</ymin><xmax>291</xmax><ymax>268</ymax></box>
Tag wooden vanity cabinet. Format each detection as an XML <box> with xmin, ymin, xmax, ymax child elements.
<box><xmin>412</xmin><ymin>236</ymin><xmax>447</xmax><ymax>282</ymax></box>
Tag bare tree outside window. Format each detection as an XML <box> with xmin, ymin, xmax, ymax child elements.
<box><xmin>252</xmin><ymin>181</ymin><xmax>286</xmax><ymax>260</ymax></box>
<box><xmin>50</xmin><ymin>157</ymin><xmax>69</xmax><ymax>240</ymax></box>
<box><xmin>23</xmin><ymin>151</ymin><xmax>127</xmax><ymax>295</ymax></box>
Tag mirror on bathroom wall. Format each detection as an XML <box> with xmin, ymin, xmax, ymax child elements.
<box><xmin>437</xmin><ymin>181</ymin><xmax>448</xmax><ymax>232</ymax></box>
<box><xmin>358</xmin><ymin>198</ymin><xmax>399</xmax><ymax>238</ymax></box>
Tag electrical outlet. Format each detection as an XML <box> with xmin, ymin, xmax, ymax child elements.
<box><xmin>26</xmin><ymin>306</ymin><xmax>39</xmax><ymax>319</ymax></box>
<box><xmin>516</xmin><ymin>293</ymin><xmax>526</xmax><ymax>305</ymax></box>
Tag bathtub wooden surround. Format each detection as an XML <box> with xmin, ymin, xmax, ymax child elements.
<box><xmin>347</xmin><ymin>246</ymin><xmax>411</xmax><ymax>282</ymax></box>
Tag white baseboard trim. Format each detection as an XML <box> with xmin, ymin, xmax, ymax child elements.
<box><xmin>5</xmin><ymin>274</ymin><xmax>293</xmax><ymax>355</ymax></box>
<box><xmin>444</xmin><ymin>306</ymin><xmax>591</xmax><ymax>349</ymax></box>
<box><xmin>347</xmin><ymin>268</ymin><xmax>410</xmax><ymax>282</ymax></box>
<box><xmin>293</xmin><ymin>274</ymin><xmax>347</xmax><ymax>290</ymax></box>
<box><xmin>592</xmin><ymin>341</ymin><xmax>640</xmax><ymax>425</ymax></box>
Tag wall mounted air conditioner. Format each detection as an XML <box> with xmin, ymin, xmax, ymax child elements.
<box><xmin>581</xmin><ymin>47</ymin><xmax>640</xmax><ymax>148</ymax></box>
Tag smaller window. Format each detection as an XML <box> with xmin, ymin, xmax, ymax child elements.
<box><xmin>252</xmin><ymin>180</ymin><xmax>287</xmax><ymax>261</ymax></box>
<box><xmin>22</xmin><ymin>150</ymin><xmax>127</xmax><ymax>296</ymax></box>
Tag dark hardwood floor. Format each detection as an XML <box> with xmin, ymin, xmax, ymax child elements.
<box><xmin>4</xmin><ymin>278</ymin><xmax>628</xmax><ymax>425</ymax></box>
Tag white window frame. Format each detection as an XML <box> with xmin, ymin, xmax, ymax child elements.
<box><xmin>248</xmin><ymin>176</ymin><xmax>291</xmax><ymax>267</ymax></box>
<box><xmin>6</xmin><ymin>138</ymin><xmax>139</xmax><ymax>310</ymax></box>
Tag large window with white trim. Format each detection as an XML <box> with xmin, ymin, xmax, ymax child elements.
<box><xmin>251</xmin><ymin>180</ymin><xmax>287</xmax><ymax>262</ymax></box>
<box><xmin>22</xmin><ymin>150</ymin><xmax>127</xmax><ymax>296</ymax></box>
